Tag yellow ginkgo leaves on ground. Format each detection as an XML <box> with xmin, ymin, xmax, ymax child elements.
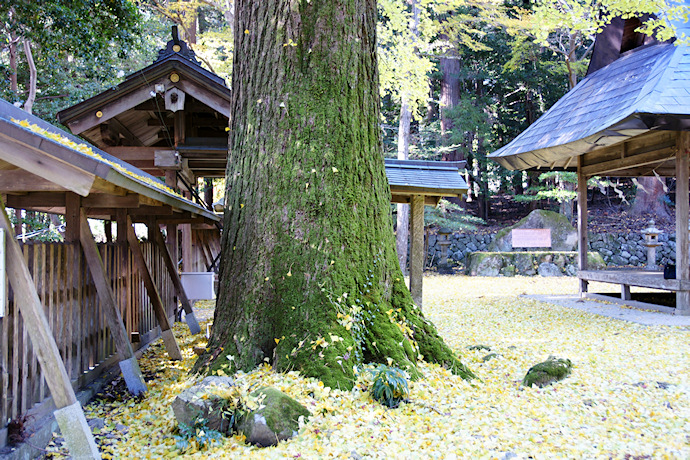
<box><xmin>43</xmin><ymin>277</ymin><xmax>690</xmax><ymax>459</ymax></box>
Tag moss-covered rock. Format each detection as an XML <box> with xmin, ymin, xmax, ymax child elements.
<box><xmin>465</xmin><ymin>251</ymin><xmax>605</xmax><ymax>276</ymax></box>
<box><xmin>489</xmin><ymin>210</ymin><xmax>577</xmax><ymax>252</ymax></box>
<box><xmin>172</xmin><ymin>376</ymin><xmax>235</xmax><ymax>435</ymax></box>
<box><xmin>236</xmin><ymin>387</ymin><xmax>310</xmax><ymax>447</ymax></box>
<box><xmin>522</xmin><ymin>357</ymin><xmax>573</xmax><ymax>388</ymax></box>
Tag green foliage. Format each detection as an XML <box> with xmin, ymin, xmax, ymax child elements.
<box><xmin>424</xmin><ymin>199</ymin><xmax>485</xmax><ymax>231</ymax></box>
<box><xmin>174</xmin><ymin>418</ymin><xmax>224</xmax><ymax>452</ymax></box>
<box><xmin>369</xmin><ymin>365</ymin><xmax>409</xmax><ymax>408</ymax></box>
<box><xmin>522</xmin><ymin>356</ymin><xmax>573</xmax><ymax>388</ymax></box>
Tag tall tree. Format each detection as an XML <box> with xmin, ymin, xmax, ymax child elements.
<box><xmin>196</xmin><ymin>0</ymin><xmax>473</xmax><ymax>389</ymax></box>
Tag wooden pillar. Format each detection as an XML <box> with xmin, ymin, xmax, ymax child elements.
<box><xmin>64</xmin><ymin>192</ymin><xmax>80</xmax><ymax>243</ymax></box>
<box><xmin>115</xmin><ymin>209</ymin><xmax>133</xmax><ymax>337</ymax></box>
<box><xmin>125</xmin><ymin>216</ymin><xmax>182</xmax><ymax>359</ymax></box>
<box><xmin>79</xmin><ymin>210</ymin><xmax>147</xmax><ymax>394</ymax></box>
<box><xmin>0</xmin><ymin>197</ymin><xmax>100</xmax><ymax>459</ymax></box>
<box><xmin>165</xmin><ymin>171</ymin><xmax>179</xmax><ymax>268</ymax></box>
<box><xmin>149</xmin><ymin>217</ymin><xmax>201</xmax><ymax>335</ymax></box>
<box><xmin>181</xmin><ymin>194</ymin><xmax>194</xmax><ymax>272</ymax></box>
<box><xmin>676</xmin><ymin>132</ymin><xmax>690</xmax><ymax>315</ymax></box>
<box><xmin>577</xmin><ymin>157</ymin><xmax>589</xmax><ymax>296</ymax></box>
<box><xmin>409</xmin><ymin>194</ymin><xmax>424</xmax><ymax>308</ymax></box>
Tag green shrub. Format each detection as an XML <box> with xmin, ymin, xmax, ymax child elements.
<box><xmin>369</xmin><ymin>365</ymin><xmax>409</xmax><ymax>408</ymax></box>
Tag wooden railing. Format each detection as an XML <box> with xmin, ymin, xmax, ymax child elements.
<box><xmin>0</xmin><ymin>241</ymin><xmax>175</xmax><ymax>434</ymax></box>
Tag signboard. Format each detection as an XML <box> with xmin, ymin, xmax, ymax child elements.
<box><xmin>511</xmin><ymin>228</ymin><xmax>552</xmax><ymax>248</ymax></box>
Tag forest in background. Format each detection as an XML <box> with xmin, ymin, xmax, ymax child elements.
<box><xmin>0</xmin><ymin>0</ymin><xmax>684</xmax><ymax>229</ymax></box>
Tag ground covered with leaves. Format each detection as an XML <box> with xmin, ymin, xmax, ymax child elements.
<box><xmin>44</xmin><ymin>277</ymin><xmax>689</xmax><ymax>459</ymax></box>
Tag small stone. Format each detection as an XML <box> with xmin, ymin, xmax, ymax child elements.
<box><xmin>523</xmin><ymin>356</ymin><xmax>572</xmax><ymax>388</ymax></box>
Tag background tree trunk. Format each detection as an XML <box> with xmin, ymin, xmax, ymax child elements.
<box><xmin>440</xmin><ymin>56</ymin><xmax>463</xmax><ymax>162</ymax></box>
<box><xmin>197</xmin><ymin>0</ymin><xmax>472</xmax><ymax>389</ymax></box>
<box><xmin>631</xmin><ymin>176</ymin><xmax>670</xmax><ymax>218</ymax></box>
<box><xmin>396</xmin><ymin>99</ymin><xmax>411</xmax><ymax>274</ymax></box>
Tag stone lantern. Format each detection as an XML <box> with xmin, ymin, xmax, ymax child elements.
<box><xmin>436</xmin><ymin>228</ymin><xmax>454</xmax><ymax>274</ymax></box>
<box><xmin>641</xmin><ymin>220</ymin><xmax>662</xmax><ymax>270</ymax></box>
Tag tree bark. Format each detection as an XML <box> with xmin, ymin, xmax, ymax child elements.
<box><xmin>396</xmin><ymin>99</ymin><xmax>411</xmax><ymax>274</ymax></box>
<box><xmin>439</xmin><ymin>57</ymin><xmax>463</xmax><ymax>162</ymax></box>
<box><xmin>22</xmin><ymin>39</ymin><xmax>37</xmax><ymax>114</ymax></box>
<box><xmin>197</xmin><ymin>0</ymin><xmax>473</xmax><ymax>389</ymax></box>
<box><xmin>631</xmin><ymin>176</ymin><xmax>670</xmax><ymax>218</ymax></box>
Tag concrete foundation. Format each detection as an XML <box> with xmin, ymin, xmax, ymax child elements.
<box><xmin>53</xmin><ymin>402</ymin><xmax>100</xmax><ymax>459</ymax></box>
<box><xmin>161</xmin><ymin>329</ymin><xmax>182</xmax><ymax>360</ymax></box>
<box><xmin>118</xmin><ymin>357</ymin><xmax>147</xmax><ymax>395</ymax></box>
<box><xmin>184</xmin><ymin>311</ymin><xmax>201</xmax><ymax>335</ymax></box>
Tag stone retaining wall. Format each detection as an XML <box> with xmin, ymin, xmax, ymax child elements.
<box><xmin>425</xmin><ymin>231</ymin><xmax>676</xmax><ymax>268</ymax></box>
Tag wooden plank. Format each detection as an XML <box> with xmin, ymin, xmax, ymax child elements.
<box><xmin>177</xmin><ymin>79</ymin><xmax>231</xmax><ymax>118</ymax></box>
<box><xmin>149</xmin><ymin>218</ymin><xmax>200</xmax><ymax>334</ymax></box>
<box><xmin>676</xmin><ymin>132</ymin><xmax>690</xmax><ymax>315</ymax></box>
<box><xmin>104</xmin><ymin>146</ymin><xmax>157</xmax><ymax>162</ymax></box>
<box><xmin>82</xmin><ymin>194</ymin><xmax>140</xmax><ymax>208</ymax></box>
<box><xmin>0</xmin><ymin>170</ymin><xmax>67</xmax><ymax>192</ymax></box>
<box><xmin>0</xmin><ymin>196</ymin><xmax>78</xmax><ymax>408</ymax></box>
<box><xmin>577</xmin><ymin>157</ymin><xmax>588</xmax><ymax>296</ymax></box>
<box><xmin>65</xmin><ymin>193</ymin><xmax>80</xmax><ymax>243</ymax></box>
<box><xmin>578</xmin><ymin>269</ymin><xmax>690</xmax><ymax>290</ymax></box>
<box><xmin>409</xmin><ymin>194</ymin><xmax>424</xmax><ymax>308</ymax></box>
<box><xmin>126</xmin><ymin>216</ymin><xmax>182</xmax><ymax>359</ymax></box>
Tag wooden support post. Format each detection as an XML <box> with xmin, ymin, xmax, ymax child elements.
<box><xmin>165</xmin><ymin>172</ymin><xmax>179</xmax><ymax>267</ymax></box>
<box><xmin>0</xmin><ymin>196</ymin><xmax>100</xmax><ymax>459</ymax></box>
<box><xmin>621</xmin><ymin>284</ymin><xmax>631</xmax><ymax>301</ymax></box>
<box><xmin>79</xmin><ymin>210</ymin><xmax>147</xmax><ymax>394</ymax></box>
<box><xmin>125</xmin><ymin>216</ymin><xmax>182</xmax><ymax>359</ymax></box>
<box><xmin>577</xmin><ymin>157</ymin><xmax>589</xmax><ymax>296</ymax></box>
<box><xmin>148</xmin><ymin>217</ymin><xmax>201</xmax><ymax>335</ymax></box>
<box><xmin>676</xmin><ymin>132</ymin><xmax>690</xmax><ymax>315</ymax></box>
<box><xmin>409</xmin><ymin>194</ymin><xmax>424</xmax><ymax>308</ymax></box>
<box><xmin>65</xmin><ymin>192</ymin><xmax>80</xmax><ymax>243</ymax></box>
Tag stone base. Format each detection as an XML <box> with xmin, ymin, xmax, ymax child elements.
<box><xmin>54</xmin><ymin>402</ymin><xmax>100</xmax><ymax>459</ymax></box>
<box><xmin>465</xmin><ymin>251</ymin><xmax>606</xmax><ymax>277</ymax></box>
<box><xmin>119</xmin><ymin>357</ymin><xmax>147</xmax><ymax>395</ymax></box>
<box><xmin>161</xmin><ymin>329</ymin><xmax>183</xmax><ymax>360</ymax></box>
<box><xmin>184</xmin><ymin>311</ymin><xmax>201</xmax><ymax>335</ymax></box>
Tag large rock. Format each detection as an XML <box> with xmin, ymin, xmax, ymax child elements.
<box><xmin>489</xmin><ymin>210</ymin><xmax>577</xmax><ymax>252</ymax></box>
<box><xmin>237</xmin><ymin>387</ymin><xmax>310</xmax><ymax>447</ymax></box>
<box><xmin>538</xmin><ymin>262</ymin><xmax>562</xmax><ymax>277</ymax></box>
<box><xmin>523</xmin><ymin>357</ymin><xmax>572</xmax><ymax>388</ymax></box>
<box><xmin>172</xmin><ymin>376</ymin><xmax>235</xmax><ymax>434</ymax></box>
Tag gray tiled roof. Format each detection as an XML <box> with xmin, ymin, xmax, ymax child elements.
<box><xmin>489</xmin><ymin>40</ymin><xmax>690</xmax><ymax>170</ymax></box>
<box><xmin>385</xmin><ymin>159</ymin><xmax>468</xmax><ymax>195</ymax></box>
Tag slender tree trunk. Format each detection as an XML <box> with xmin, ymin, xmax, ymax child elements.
<box><xmin>9</xmin><ymin>35</ymin><xmax>18</xmax><ymax>94</ymax></box>
<box><xmin>396</xmin><ymin>99</ymin><xmax>411</xmax><ymax>274</ymax></box>
<box><xmin>197</xmin><ymin>0</ymin><xmax>472</xmax><ymax>389</ymax></box>
<box><xmin>440</xmin><ymin>56</ymin><xmax>462</xmax><ymax>162</ymax></box>
<box><xmin>23</xmin><ymin>39</ymin><xmax>37</xmax><ymax>114</ymax></box>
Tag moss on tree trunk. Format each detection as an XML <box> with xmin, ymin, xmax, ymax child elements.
<box><xmin>195</xmin><ymin>0</ymin><xmax>473</xmax><ymax>389</ymax></box>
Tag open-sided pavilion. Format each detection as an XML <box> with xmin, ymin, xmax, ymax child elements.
<box><xmin>489</xmin><ymin>17</ymin><xmax>690</xmax><ymax>315</ymax></box>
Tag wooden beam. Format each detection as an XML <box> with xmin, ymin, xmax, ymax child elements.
<box><xmin>6</xmin><ymin>192</ymin><xmax>66</xmax><ymax>209</ymax></box>
<box><xmin>390</xmin><ymin>194</ymin><xmax>439</xmax><ymax>205</ymax></box>
<box><xmin>0</xmin><ymin>130</ymin><xmax>95</xmax><ymax>196</ymax></box>
<box><xmin>125</xmin><ymin>215</ymin><xmax>182</xmax><ymax>359</ymax></box>
<box><xmin>104</xmin><ymin>146</ymin><xmax>157</xmax><ymax>162</ymax></box>
<box><xmin>676</xmin><ymin>132</ymin><xmax>690</xmax><ymax>315</ymax></box>
<box><xmin>82</xmin><ymin>194</ymin><xmax>140</xmax><ymax>208</ymax></box>
<box><xmin>409</xmin><ymin>194</ymin><xmax>424</xmax><ymax>308</ymax></box>
<box><xmin>65</xmin><ymin>78</ymin><xmax>168</xmax><ymax>135</ymax></box>
<box><xmin>581</xmin><ymin>145</ymin><xmax>676</xmax><ymax>177</ymax></box>
<box><xmin>108</xmin><ymin>117</ymin><xmax>144</xmax><ymax>147</ymax></box>
<box><xmin>577</xmin><ymin>156</ymin><xmax>588</xmax><ymax>296</ymax></box>
<box><xmin>177</xmin><ymin>79</ymin><xmax>231</xmax><ymax>118</ymax></box>
<box><xmin>149</xmin><ymin>217</ymin><xmax>201</xmax><ymax>334</ymax></box>
<box><xmin>79</xmin><ymin>209</ymin><xmax>147</xmax><ymax>394</ymax></box>
<box><xmin>65</xmin><ymin>193</ymin><xmax>80</xmax><ymax>243</ymax></box>
<box><xmin>0</xmin><ymin>196</ymin><xmax>100</xmax><ymax>458</ymax></box>
<box><xmin>0</xmin><ymin>170</ymin><xmax>67</xmax><ymax>192</ymax></box>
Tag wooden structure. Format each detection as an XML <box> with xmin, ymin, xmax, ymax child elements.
<box><xmin>0</xmin><ymin>98</ymin><xmax>219</xmax><ymax>456</ymax></box>
<box><xmin>489</xmin><ymin>17</ymin><xmax>690</xmax><ymax>315</ymax></box>
<box><xmin>57</xmin><ymin>26</ymin><xmax>226</xmax><ymax>275</ymax></box>
<box><xmin>386</xmin><ymin>159</ymin><xmax>468</xmax><ymax>307</ymax></box>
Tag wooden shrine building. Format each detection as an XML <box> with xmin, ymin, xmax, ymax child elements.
<box><xmin>0</xmin><ymin>97</ymin><xmax>219</xmax><ymax>458</ymax></box>
<box><xmin>489</xmin><ymin>16</ymin><xmax>690</xmax><ymax>315</ymax></box>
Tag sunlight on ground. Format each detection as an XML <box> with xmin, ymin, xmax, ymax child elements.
<box><xmin>48</xmin><ymin>276</ymin><xmax>689</xmax><ymax>459</ymax></box>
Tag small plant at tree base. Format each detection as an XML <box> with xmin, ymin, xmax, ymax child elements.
<box><xmin>369</xmin><ymin>365</ymin><xmax>409</xmax><ymax>408</ymax></box>
<box><xmin>173</xmin><ymin>416</ymin><xmax>224</xmax><ymax>452</ymax></box>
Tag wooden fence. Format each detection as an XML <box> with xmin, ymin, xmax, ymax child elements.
<box><xmin>0</xmin><ymin>241</ymin><xmax>175</xmax><ymax>436</ymax></box>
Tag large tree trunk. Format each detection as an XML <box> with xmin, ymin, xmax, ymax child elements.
<box><xmin>631</xmin><ymin>176</ymin><xmax>670</xmax><ymax>218</ymax></box>
<box><xmin>439</xmin><ymin>56</ymin><xmax>463</xmax><ymax>162</ymax></box>
<box><xmin>196</xmin><ymin>0</ymin><xmax>472</xmax><ymax>389</ymax></box>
